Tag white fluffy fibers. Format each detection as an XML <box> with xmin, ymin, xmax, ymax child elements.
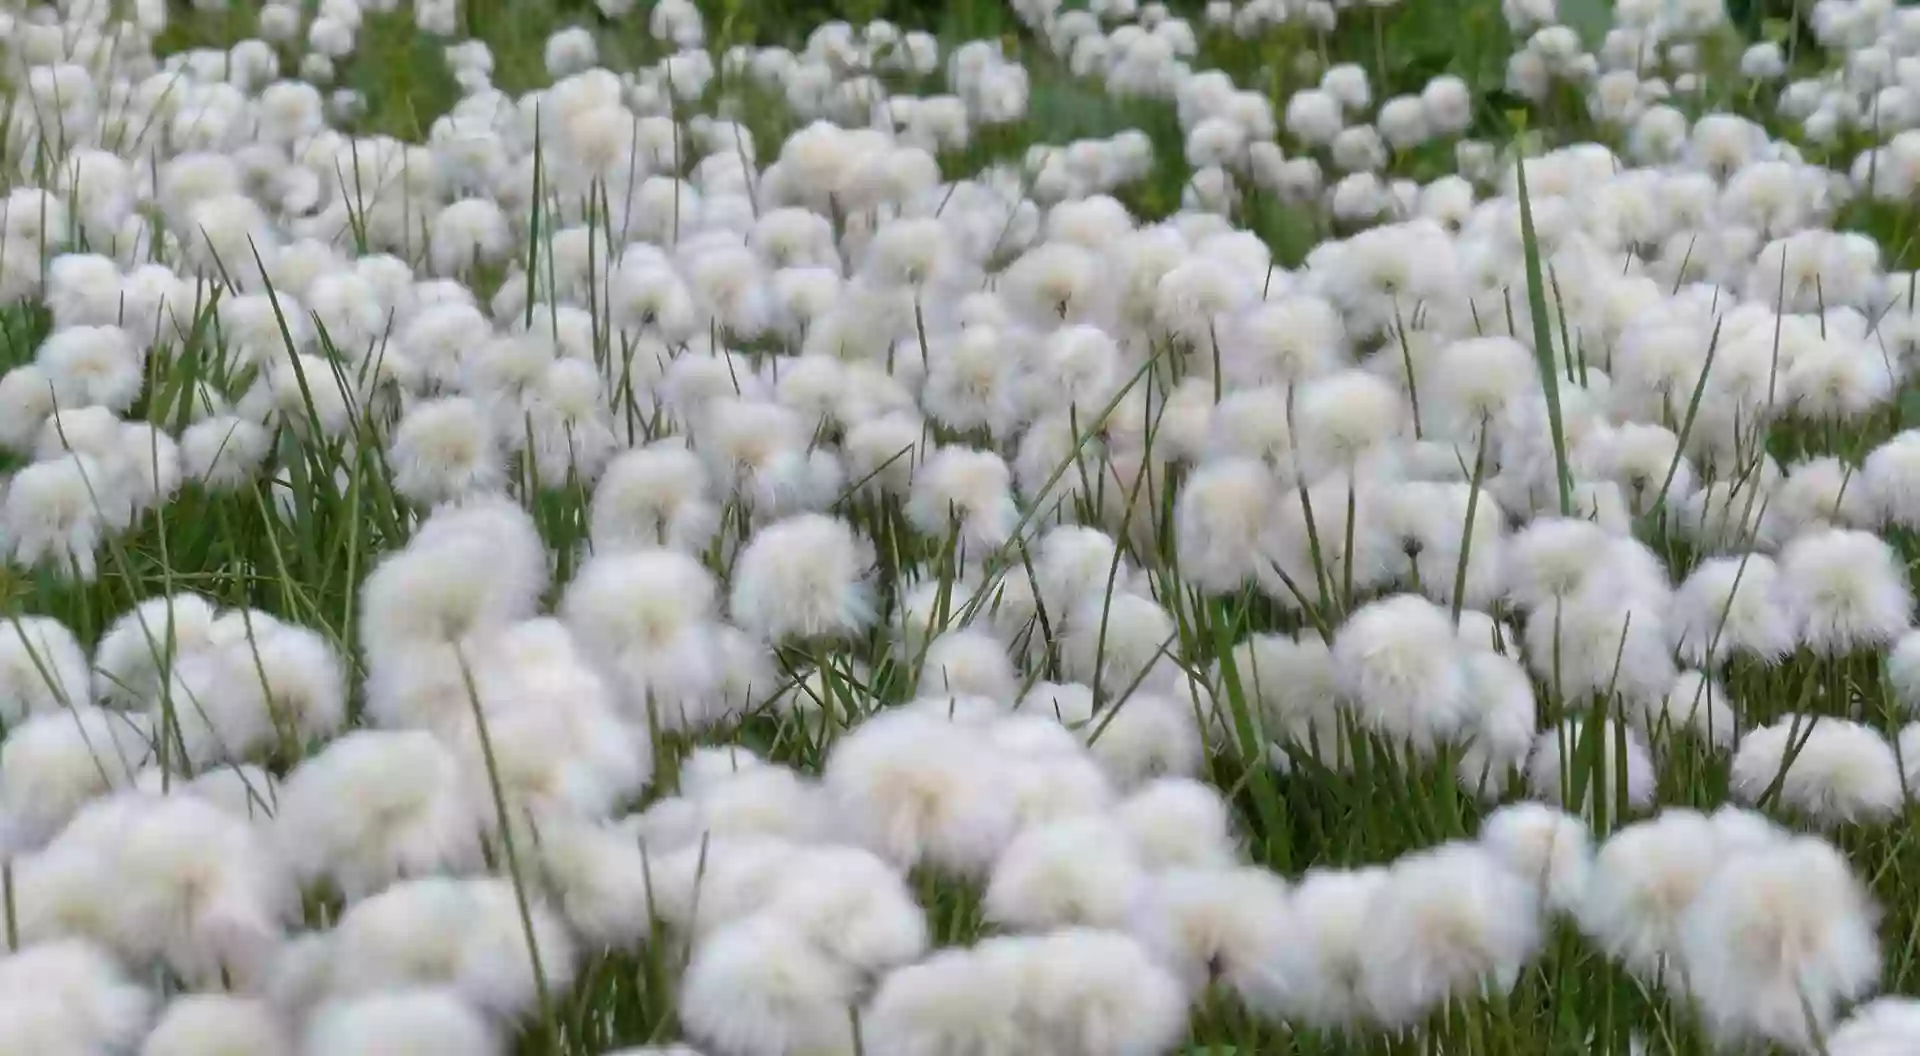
<box><xmin>1356</xmin><ymin>842</ymin><xmax>1545</xmax><ymax>1027</ymax></box>
<box><xmin>1729</xmin><ymin>715</ymin><xmax>1903</xmax><ymax>826</ymax></box>
<box><xmin>984</xmin><ymin>815</ymin><xmax>1146</xmax><ymax>931</ymax></box>
<box><xmin>1238</xmin><ymin>866</ymin><xmax>1390</xmax><ymax>1029</ymax></box>
<box><xmin>357</xmin><ymin>506</ymin><xmax>548</xmax><ymax>669</ymax></box>
<box><xmin>0</xmin><ymin>939</ymin><xmax>154</xmax><ymax>1056</ymax></box>
<box><xmin>1127</xmin><ymin>865</ymin><xmax>1292</xmax><ymax>999</ymax></box>
<box><xmin>678</xmin><ymin>916</ymin><xmax>859</xmax><ymax>1056</ymax></box>
<box><xmin>0</xmin><ymin>615</ymin><xmax>89</xmax><ymax>724</ymax></box>
<box><xmin>17</xmin><ymin>791</ymin><xmax>298</xmax><ymax>989</ymax></box>
<box><xmin>560</xmin><ymin>548</ymin><xmax>728</xmax><ymax>730</ymax></box>
<box><xmin>863</xmin><ymin>944</ymin><xmax>1028</xmax><ymax>1056</ymax></box>
<box><xmin>759</xmin><ymin>845</ymin><xmax>930</xmax><ymax>974</ymax></box>
<box><xmin>1671</xmin><ymin>554</ymin><xmax>1795</xmax><ymax>666</ymax></box>
<box><xmin>301</xmin><ymin>989</ymin><xmax>501</xmax><ymax>1056</ymax></box>
<box><xmin>0</xmin><ymin>706</ymin><xmax>151</xmax><ymax>851</ymax></box>
<box><xmin>140</xmin><ymin>994</ymin><xmax>292</xmax><ymax>1056</ymax></box>
<box><xmin>1477</xmin><ymin>802</ymin><xmax>1594</xmax><ymax>915</ymax></box>
<box><xmin>1521</xmin><ymin>586</ymin><xmax>1677</xmax><ymax>707</ymax></box>
<box><xmin>1829</xmin><ymin>997</ymin><xmax>1920</xmax><ymax>1056</ymax></box>
<box><xmin>4</xmin><ymin>453</ymin><xmax>109</xmax><ymax>580</ymax></box>
<box><xmin>1113</xmin><ymin>777</ymin><xmax>1240</xmax><ymax>871</ymax></box>
<box><xmin>1576</xmin><ymin>810</ymin><xmax>1728</xmax><ymax>978</ymax></box>
<box><xmin>1009</xmin><ymin>929</ymin><xmax>1191</xmax><ymax>1056</ymax></box>
<box><xmin>589</xmin><ymin>443</ymin><xmax>722</xmax><ymax>555</ymax></box>
<box><xmin>1780</xmin><ymin>528</ymin><xmax>1913</xmax><ymax>656</ymax></box>
<box><xmin>729</xmin><ymin>513</ymin><xmax>874</xmax><ymax>642</ymax></box>
<box><xmin>1060</xmin><ymin>591</ymin><xmax>1178</xmax><ymax>698</ymax></box>
<box><xmin>180</xmin><ymin>415</ymin><xmax>271</xmax><ymax>490</ymax></box>
<box><xmin>1331</xmin><ymin>594</ymin><xmax>1470</xmax><ymax>756</ymax></box>
<box><xmin>272</xmin><ymin>729</ymin><xmax>486</xmax><ymax>900</ymax></box>
<box><xmin>1081</xmin><ymin>690</ymin><xmax>1204</xmax><ymax>789</ymax></box>
<box><xmin>319</xmin><ymin>876</ymin><xmax>576</xmax><ymax>1020</ymax></box>
<box><xmin>906</xmin><ymin>445</ymin><xmax>1021</xmax><ymax>554</ymax></box>
<box><xmin>1678</xmin><ymin>835</ymin><xmax>1881</xmax><ymax>1050</ymax></box>
<box><xmin>1635</xmin><ymin>669</ymin><xmax>1739</xmax><ymax>750</ymax></box>
<box><xmin>387</xmin><ymin>397</ymin><xmax>506</xmax><ymax>506</ymax></box>
<box><xmin>92</xmin><ymin>592</ymin><xmax>219</xmax><ymax>708</ymax></box>
<box><xmin>1174</xmin><ymin>456</ymin><xmax>1279</xmax><ymax>595</ymax></box>
<box><xmin>824</xmin><ymin>708</ymin><xmax>1017</xmax><ymax>875</ymax></box>
<box><xmin>918</xmin><ymin>628</ymin><xmax>1019</xmax><ymax>706</ymax></box>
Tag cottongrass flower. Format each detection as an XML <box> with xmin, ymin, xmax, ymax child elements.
<box><xmin>1526</xmin><ymin>718</ymin><xmax>1657</xmax><ymax>817</ymax></box>
<box><xmin>1678</xmin><ymin>834</ymin><xmax>1881</xmax><ymax>1050</ymax></box>
<box><xmin>729</xmin><ymin>513</ymin><xmax>875</xmax><ymax>643</ymax></box>
<box><xmin>1330</xmin><ymin>593</ymin><xmax>1470</xmax><ymax>757</ymax></box>
<box><xmin>867</xmin><ymin>929</ymin><xmax>1189</xmax><ymax>1056</ymax></box>
<box><xmin>1478</xmin><ymin>802</ymin><xmax>1594</xmax><ymax>914</ymax></box>
<box><xmin>1354</xmin><ymin>841</ymin><xmax>1546</xmax><ymax>1027</ymax></box>
<box><xmin>304</xmin><ymin>876</ymin><xmax>576</xmax><ymax>1021</ymax></box>
<box><xmin>678</xmin><ymin>916</ymin><xmax>861</xmax><ymax>1056</ymax></box>
<box><xmin>1829</xmin><ymin>997</ymin><xmax>1920</xmax><ymax>1055</ymax></box>
<box><xmin>271</xmin><ymin>729</ymin><xmax>487</xmax><ymax>900</ymax></box>
<box><xmin>0</xmin><ymin>706</ymin><xmax>152</xmax><ymax>852</ymax></box>
<box><xmin>1633</xmin><ymin>669</ymin><xmax>1740</xmax><ymax>750</ymax></box>
<box><xmin>1126</xmin><ymin>865</ymin><xmax>1292</xmax><ymax>1000</ymax></box>
<box><xmin>1729</xmin><ymin>715</ymin><xmax>1904</xmax><ymax>826</ymax></box>
<box><xmin>0</xmin><ymin>615</ymin><xmax>89</xmax><ymax>724</ymax></box>
<box><xmin>1239</xmin><ymin>866</ymin><xmax>1390</xmax><ymax>1030</ymax></box>
<box><xmin>1779</xmin><ymin>528</ymin><xmax>1913</xmax><ymax>656</ymax></box>
<box><xmin>985</xmin><ymin>815</ymin><xmax>1146</xmax><ymax>931</ymax></box>
<box><xmin>1113</xmin><ymin>777</ymin><xmax>1241</xmax><ymax>872</ymax></box>
<box><xmin>15</xmin><ymin>791</ymin><xmax>299</xmax><ymax>989</ymax></box>
<box><xmin>1577</xmin><ymin>810</ymin><xmax>1727</xmax><ymax>980</ymax></box>
<box><xmin>1671</xmin><ymin>554</ymin><xmax>1796</xmax><ymax>666</ymax></box>
<box><xmin>823</xmin><ymin>708</ymin><xmax>1018</xmax><ymax>875</ymax></box>
<box><xmin>0</xmin><ymin>939</ymin><xmax>153</xmax><ymax>1054</ymax></box>
<box><xmin>140</xmin><ymin>994</ymin><xmax>293</xmax><ymax>1056</ymax></box>
<box><xmin>301</xmin><ymin>989</ymin><xmax>501</xmax><ymax>1056</ymax></box>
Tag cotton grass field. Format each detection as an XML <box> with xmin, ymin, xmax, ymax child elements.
<box><xmin>5</xmin><ymin>0</ymin><xmax>1920</xmax><ymax>1052</ymax></box>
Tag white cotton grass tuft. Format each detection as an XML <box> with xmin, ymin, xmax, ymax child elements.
<box><xmin>1126</xmin><ymin>865</ymin><xmax>1292</xmax><ymax>1000</ymax></box>
<box><xmin>0</xmin><ymin>939</ymin><xmax>154</xmax><ymax>1054</ymax></box>
<box><xmin>1354</xmin><ymin>841</ymin><xmax>1546</xmax><ymax>1027</ymax></box>
<box><xmin>14</xmin><ymin>791</ymin><xmax>299</xmax><ymax>990</ymax></box>
<box><xmin>0</xmin><ymin>615</ymin><xmax>90</xmax><ymax>724</ymax></box>
<box><xmin>1477</xmin><ymin>802</ymin><xmax>1594</xmax><ymax>914</ymax></box>
<box><xmin>1330</xmin><ymin>593</ymin><xmax>1470</xmax><ymax>757</ymax></box>
<box><xmin>140</xmin><ymin>994</ymin><xmax>293</xmax><ymax>1056</ymax></box>
<box><xmin>823</xmin><ymin>707</ymin><xmax>1017</xmax><ymax>875</ymax></box>
<box><xmin>1113</xmin><ymin>776</ymin><xmax>1240</xmax><ymax>872</ymax></box>
<box><xmin>729</xmin><ymin>513</ymin><xmax>875</xmax><ymax>643</ymax></box>
<box><xmin>388</xmin><ymin>397</ymin><xmax>506</xmax><ymax>506</ymax></box>
<box><xmin>1576</xmin><ymin>809</ymin><xmax>1738</xmax><ymax>979</ymax></box>
<box><xmin>304</xmin><ymin>876</ymin><xmax>576</xmax><ymax>1021</ymax></box>
<box><xmin>1678</xmin><ymin>834</ymin><xmax>1881</xmax><ymax>1051</ymax></box>
<box><xmin>272</xmin><ymin>729</ymin><xmax>487</xmax><ymax>900</ymax></box>
<box><xmin>1239</xmin><ymin>866</ymin><xmax>1389</xmax><ymax>1029</ymax></box>
<box><xmin>984</xmin><ymin>815</ymin><xmax>1144</xmax><ymax>931</ymax></box>
<box><xmin>301</xmin><ymin>989</ymin><xmax>501</xmax><ymax>1056</ymax></box>
<box><xmin>1671</xmin><ymin>554</ymin><xmax>1795</xmax><ymax>666</ymax></box>
<box><xmin>1729</xmin><ymin>715</ymin><xmax>1903</xmax><ymax>826</ymax></box>
<box><xmin>1779</xmin><ymin>528</ymin><xmax>1913</xmax><ymax>656</ymax></box>
<box><xmin>1829</xmin><ymin>996</ymin><xmax>1920</xmax><ymax>1055</ymax></box>
<box><xmin>1633</xmin><ymin>669</ymin><xmax>1739</xmax><ymax>750</ymax></box>
<box><xmin>677</xmin><ymin>916</ymin><xmax>860</xmax><ymax>1056</ymax></box>
<box><xmin>0</xmin><ymin>706</ymin><xmax>152</xmax><ymax>852</ymax></box>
